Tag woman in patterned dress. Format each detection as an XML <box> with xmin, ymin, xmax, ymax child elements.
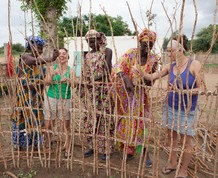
<box><xmin>111</xmin><ymin>28</ymin><xmax>159</xmax><ymax>165</ymax></box>
<box><xmin>81</xmin><ymin>30</ymin><xmax>114</xmax><ymax>160</ymax></box>
<box><xmin>12</xmin><ymin>36</ymin><xmax>58</xmax><ymax>149</ymax></box>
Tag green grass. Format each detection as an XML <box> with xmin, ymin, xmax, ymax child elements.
<box><xmin>204</xmin><ymin>63</ymin><xmax>218</xmax><ymax>68</ymax></box>
<box><xmin>3</xmin><ymin>169</ymin><xmax>38</xmax><ymax>178</ymax></box>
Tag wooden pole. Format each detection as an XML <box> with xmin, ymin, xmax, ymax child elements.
<box><xmin>4</xmin><ymin>43</ymin><xmax>8</xmax><ymax>63</ymax></box>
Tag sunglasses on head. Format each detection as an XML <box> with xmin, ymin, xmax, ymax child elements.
<box><xmin>167</xmin><ymin>49</ymin><xmax>176</xmax><ymax>53</ymax></box>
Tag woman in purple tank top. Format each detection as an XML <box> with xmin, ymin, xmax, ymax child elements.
<box><xmin>132</xmin><ymin>35</ymin><xmax>205</xmax><ymax>178</ymax></box>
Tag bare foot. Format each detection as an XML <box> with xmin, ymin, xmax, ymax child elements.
<box><xmin>177</xmin><ymin>171</ymin><xmax>188</xmax><ymax>178</ymax></box>
<box><xmin>162</xmin><ymin>163</ymin><xmax>177</xmax><ymax>175</ymax></box>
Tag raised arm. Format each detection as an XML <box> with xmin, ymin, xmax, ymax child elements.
<box><xmin>21</xmin><ymin>49</ymin><xmax>59</xmax><ymax>66</ymax></box>
<box><xmin>139</xmin><ymin>63</ymin><xmax>171</xmax><ymax>82</ymax></box>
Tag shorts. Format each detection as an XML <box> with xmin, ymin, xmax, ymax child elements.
<box><xmin>162</xmin><ymin>103</ymin><xmax>199</xmax><ymax>136</ymax></box>
<box><xmin>44</xmin><ymin>96</ymin><xmax>71</xmax><ymax>120</ymax></box>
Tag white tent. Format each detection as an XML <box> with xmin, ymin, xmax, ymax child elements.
<box><xmin>64</xmin><ymin>36</ymin><xmax>162</xmax><ymax>76</ymax></box>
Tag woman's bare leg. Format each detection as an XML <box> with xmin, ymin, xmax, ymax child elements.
<box><xmin>177</xmin><ymin>134</ymin><xmax>193</xmax><ymax>177</ymax></box>
<box><xmin>44</xmin><ymin>120</ymin><xmax>54</xmax><ymax>148</ymax></box>
<box><xmin>64</xmin><ymin>119</ymin><xmax>70</xmax><ymax>156</ymax></box>
<box><xmin>163</xmin><ymin>129</ymin><xmax>178</xmax><ymax>172</ymax></box>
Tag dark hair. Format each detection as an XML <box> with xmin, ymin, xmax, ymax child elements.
<box><xmin>59</xmin><ymin>48</ymin><xmax>69</xmax><ymax>59</ymax></box>
<box><xmin>172</xmin><ymin>34</ymin><xmax>188</xmax><ymax>51</ymax></box>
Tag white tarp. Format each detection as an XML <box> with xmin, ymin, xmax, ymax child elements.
<box><xmin>64</xmin><ymin>36</ymin><xmax>162</xmax><ymax>76</ymax></box>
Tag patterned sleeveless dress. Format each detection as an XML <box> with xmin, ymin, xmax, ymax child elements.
<box><xmin>81</xmin><ymin>50</ymin><xmax>114</xmax><ymax>154</ymax></box>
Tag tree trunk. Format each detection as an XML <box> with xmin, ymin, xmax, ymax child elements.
<box><xmin>40</xmin><ymin>6</ymin><xmax>58</xmax><ymax>59</ymax></box>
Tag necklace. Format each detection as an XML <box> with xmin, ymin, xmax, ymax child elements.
<box><xmin>177</xmin><ymin>60</ymin><xmax>188</xmax><ymax>68</ymax></box>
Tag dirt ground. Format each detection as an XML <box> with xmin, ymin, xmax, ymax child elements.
<box><xmin>0</xmin><ymin>143</ymin><xmax>213</xmax><ymax>178</ymax></box>
<box><xmin>0</xmin><ymin>73</ymin><xmax>217</xmax><ymax>178</ymax></box>
<box><xmin>202</xmin><ymin>73</ymin><xmax>218</xmax><ymax>91</ymax></box>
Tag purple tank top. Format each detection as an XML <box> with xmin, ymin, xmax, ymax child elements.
<box><xmin>168</xmin><ymin>60</ymin><xmax>198</xmax><ymax>111</ymax></box>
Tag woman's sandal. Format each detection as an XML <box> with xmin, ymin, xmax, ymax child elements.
<box><xmin>162</xmin><ymin>166</ymin><xmax>176</xmax><ymax>175</ymax></box>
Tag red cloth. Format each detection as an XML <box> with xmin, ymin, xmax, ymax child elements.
<box><xmin>7</xmin><ymin>42</ymin><xmax>14</xmax><ymax>77</ymax></box>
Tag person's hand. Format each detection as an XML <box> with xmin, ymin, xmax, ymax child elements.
<box><xmin>94</xmin><ymin>75</ymin><xmax>103</xmax><ymax>81</ymax></box>
<box><xmin>162</xmin><ymin>84</ymin><xmax>171</xmax><ymax>93</ymax></box>
<box><xmin>52</xmin><ymin>49</ymin><xmax>59</xmax><ymax>61</ymax></box>
<box><xmin>61</xmin><ymin>76</ymin><xmax>69</xmax><ymax>83</ymax></box>
<box><xmin>123</xmin><ymin>75</ymin><xmax>134</xmax><ymax>93</ymax></box>
<box><xmin>50</xmin><ymin>67</ymin><xmax>60</xmax><ymax>77</ymax></box>
<box><xmin>132</xmin><ymin>65</ymin><xmax>142</xmax><ymax>76</ymax></box>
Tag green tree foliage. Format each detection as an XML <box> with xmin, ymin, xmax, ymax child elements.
<box><xmin>0</xmin><ymin>46</ymin><xmax>3</xmax><ymax>55</ymax></box>
<box><xmin>162</xmin><ymin>37</ymin><xmax>169</xmax><ymax>51</ymax></box>
<box><xmin>192</xmin><ymin>25</ymin><xmax>218</xmax><ymax>53</ymax></box>
<box><xmin>0</xmin><ymin>43</ymin><xmax>25</xmax><ymax>56</ymax></box>
<box><xmin>20</xmin><ymin>0</ymin><xmax>71</xmax><ymax>49</ymax></box>
<box><xmin>91</xmin><ymin>14</ymin><xmax>132</xmax><ymax>36</ymax></box>
<box><xmin>162</xmin><ymin>32</ymin><xmax>190</xmax><ymax>51</ymax></box>
<box><xmin>12</xmin><ymin>43</ymin><xmax>25</xmax><ymax>54</ymax></box>
<box><xmin>58</xmin><ymin>14</ymin><xmax>133</xmax><ymax>47</ymax></box>
<box><xmin>58</xmin><ymin>16</ymin><xmax>87</xmax><ymax>47</ymax></box>
<box><xmin>21</xmin><ymin>0</ymin><xmax>70</xmax><ymax>20</ymax></box>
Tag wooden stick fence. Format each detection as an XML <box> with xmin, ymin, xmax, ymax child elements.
<box><xmin>1</xmin><ymin>0</ymin><xmax>218</xmax><ymax>177</ymax></box>
<box><xmin>0</xmin><ymin>79</ymin><xmax>218</xmax><ymax>177</ymax></box>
